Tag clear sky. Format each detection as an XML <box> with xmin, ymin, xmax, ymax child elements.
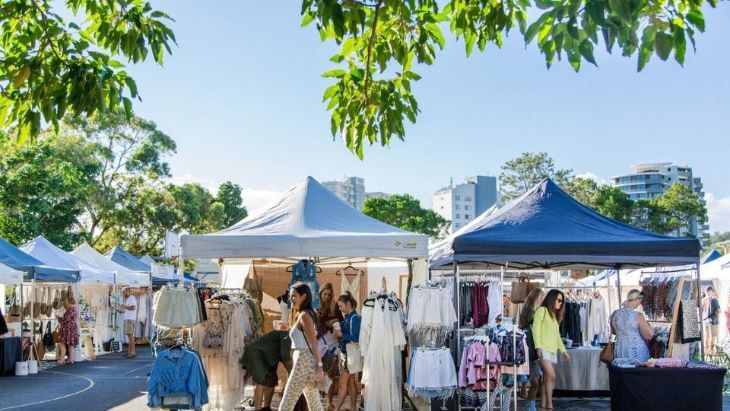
<box><xmin>127</xmin><ymin>1</ymin><xmax>730</xmax><ymax>231</ymax></box>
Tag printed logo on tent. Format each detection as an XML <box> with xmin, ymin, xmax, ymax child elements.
<box><xmin>394</xmin><ymin>241</ymin><xmax>418</xmax><ymax>249</ymax></box>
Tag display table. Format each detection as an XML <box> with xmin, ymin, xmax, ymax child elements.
<box><xmin>555</xmin><ymin>347</ymin><xmax>609</xmax><ymax>391</ymax></box>
<box><xmin>0</xmin><ymin>337</ymin><xmax>22</xmax><ymax>376</ymax></box>
<box><xmin>608</xmin><ymin>364</ymin><xmax>726</xmax><ymax>411</ymax></box>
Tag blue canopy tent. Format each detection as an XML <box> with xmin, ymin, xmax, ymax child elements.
<box><xmin>0</xmin><ymin>237</ymin><xmax>79</xmax><ymax>282</ymax></box>
<box><xmin>429</xmin><ymin>179</ymin><xmax>703</xmax><ymax>380</ymax></box>
<box><xmin>430</xmin><ymin>179</ymin><xmax>700</xmax><ymax>270</ymax></box>
<box><xmin>105</xmin><ymin>245</ymin><xmax>151</xmax><ymax>272</ymax></box>
<box><xmin>702</xmin><ymin>249</ymin><xmax>722</xmax><ymax>264</ymax></box>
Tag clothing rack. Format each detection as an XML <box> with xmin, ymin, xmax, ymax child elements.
<box><xmin>430</xmin><ymin>265</ymin><xmax>522</xmax><ymax>411</ymax></box>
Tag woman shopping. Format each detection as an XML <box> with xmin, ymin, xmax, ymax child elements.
<box><xmin>333</xmin><ymin>292</ymin><xmax>361</xmax><ymax>411</ymax></box>
<box><xmin>279</xmin><ymin>283</ymin><xmax>325</xmax><ymax>411</ymax></box>
<box><xmin>611</xmin><ymin>289</ymin><xmax>653</xmax><ymax>363</ymax></box>
<box><xmin>57</xmin><ymin>295</ymin><xmax>79</xmax><ymax>365</ymax></box>
<box><xmin>317</xmin><ymin>283</ymin><xmax>343</xmax><ymax>408</ymax></box>
<box><xmin>532</xmin><ymin>289</ymin><xmax>570</xmax><ymax>411</ymax></box>
<box><xmin>519</xmin><ymin>287</ymin><xmax>545</xmax><ymax>411</ymax></box>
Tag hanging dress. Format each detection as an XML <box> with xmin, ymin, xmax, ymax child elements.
<box><xmin>340</xmin><ymin>271</ymin><xmax>363</xmax><ymax>307</ymax></box>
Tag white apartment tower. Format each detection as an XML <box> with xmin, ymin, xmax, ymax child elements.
<box><xmin>432</xmin><ymin>176</ymin><xmax>499</xmax><ymax>234</ymax></box>
<box><xmin>322</xmin><ymin>176</ymin><xmax>366</xmax><ymax>210</ymax></box>
<box><xmin>612</xmin><ymin>162</ymin><xmax>708</xmax><ymax>246</ymax></box>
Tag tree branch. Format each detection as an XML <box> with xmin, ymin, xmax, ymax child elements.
<box><xmin>363</xmin><ymin>0</ymin><xmax>384</xmax><ymax>103</ymax></box>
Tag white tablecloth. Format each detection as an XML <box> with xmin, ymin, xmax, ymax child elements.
<box><xmin>554</xmin><ymin>347</ymin><xmax>609</xmax><ymax>391</ymax></box>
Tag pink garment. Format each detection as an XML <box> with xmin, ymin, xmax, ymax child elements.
<box><xmin>655</xmin><ymin>358</ymin><xmax>686</xmax><ymax>368</ymax></box>
<box><xmin>486</xmin><ymin>342</ymin><xmax>502</xmax><ymax>390</ymax></box>
<box><xmin>459</xmin><ymin>342</ymin><xmax>503</xmax><ymax>391</ymax></box>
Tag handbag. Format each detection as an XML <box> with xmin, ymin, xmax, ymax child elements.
<box><xmin>52</xmin><ymin>288</ymin><xmax>63</xmax><ymax>309</ymax></box>
<box><xmin>599</xmin><ymin>342</ymin><xmax>614</xmax><ymax>364</ymax></box>
<box><xmin>53</xmin><ymin>325</ymin><xmax>62</xmax><ymax>344</ymax></box>
<box><xmin>42</xmin><ymin>321</ymin><xmax>56</xmax><ymax>351</ymax></box>
<box><xmin>510</xmin><ymin>278</ymin><xmax>536</xmax><ymax>304</ymax></box>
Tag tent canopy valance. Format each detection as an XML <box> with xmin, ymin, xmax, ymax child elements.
<box><xmin>0</xmin><ymin>262</ymin><xmax>23</xmax><ymax>284</ymax></box>
<box><xmin>0</xmin><ymin>237</ymin><xmax>79</xmax><ymax>282</ymax></box>
<box><xmin>22</xmin><ymin>236</ymin><xmax>114</xmax><ymax>283</ymax></box>
<box><xmin>73</xmin><ymin>243</ymin><xmax>151</xmax><ymax>287</ymax></box>
<box><xmin>181</xmin><ymin>176</ymin><xmax>428</xmax><ymax>260</ymax></box>
<box><xmin>430</xmin><ymin>179</ymin><xmax>701</xmax><ymax>270</ymax></box>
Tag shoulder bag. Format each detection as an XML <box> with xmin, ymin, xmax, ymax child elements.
<box><xmin>42</xmin><ymin>321</ymin><xmax>56</xmax><ymax>351</ymax></box>
<box><xmin>599</xmin><ymin>341</ymin><xmax>614</xmax><ymax>364</ymax></box>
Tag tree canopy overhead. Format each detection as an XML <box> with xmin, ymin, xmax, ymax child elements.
<box><xmin>0</xmin><ymin>0</ymin><xmax>175</xmax><ymax>143</ymax></box>
<box><xmin>301</xmin><ymin>0</ymin><xmax>719</xmax><ymax>158</ymax></box>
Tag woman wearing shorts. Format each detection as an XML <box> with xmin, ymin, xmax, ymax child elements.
<box><xmin>532</xmin><ymin>289</ymin><xmax>571</xmax><ymax>411</ymax></box>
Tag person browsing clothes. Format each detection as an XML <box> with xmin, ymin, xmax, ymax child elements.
<box><xmin>116</xmin><ymin>287</ymin><xmax>137</xmax><ymax>358</ymax></box>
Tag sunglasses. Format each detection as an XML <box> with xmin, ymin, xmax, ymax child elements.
<box><xmin>557</xmin><ymin>298</ymin><xmax>564</xmax><ymax>303</ymax></box>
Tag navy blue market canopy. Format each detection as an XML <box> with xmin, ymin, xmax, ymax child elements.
<box><xmin>0</xmin><ymin>237</ymin><xmax>79</xmax><ymax>282</ymax></box>
<box><xmin>106</xmin><ymin>245</ymin><xmax>151</xmax><ymax>272</ymax></box>
<box><xmin>430</xmin><ymin>179</ymin><xmax>701</xmax><ymax>270</ymax></box>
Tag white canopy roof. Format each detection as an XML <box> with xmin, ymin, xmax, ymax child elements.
<box><xmin>0</xmin><ymin>262</ymin><xmax>23</xmax><ymax>284</ymax></box>
<box><xmin>181</xmin><ymin>176</ymin><xmax>428</xmax><ymax>259</ymax></box>
<box><xmin>21</xmin><ymin>236</ymin><xmax>115</xmax><ymax>284</ymax></box>
<box><xmin>72</xmin><ymin>243</ymin><xmax>150</xmax><ymax>287</ymax></box>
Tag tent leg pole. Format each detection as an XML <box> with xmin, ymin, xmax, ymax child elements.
<box><xmin>697</xmin><ymin>261</ymin><xmax>704</xmax><ymax>358</ymax></box>
<box><xmin>454</xmin><ymin>263</ymin><xmax>460</xmax><ymax>411</ymax></box>
<box><xmin>31</xmin><ymin>278</ymin><xmax>35</xmax><ymax>361</ymax></box>
<box><xmin>405</xmin><ymin>259</ymin><xmax>414</xmax><ymax>306</ymax></box>
<box><xmin>606</xmin><ymin>270</ymin><xmax>612</xmax><ymax>317</ymax></box>
<box><xmin>615</xmin><ymin>267</ymin><xmax>622</xmax><ymax>311</ymax></box>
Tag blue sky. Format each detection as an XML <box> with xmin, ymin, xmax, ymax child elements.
<box><xmin>127</xmin><ymin>2</ymin><xmax>730</xmax><ymax>231</ymax></box>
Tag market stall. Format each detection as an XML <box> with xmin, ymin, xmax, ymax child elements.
<box><xmin>21</xmin><ymin>236</ymin><xmax>111</xmax><ymax>360</ymax></box>
<box><xmin>429</xmin><ymin>179</ymin><xmax>709</xmax><ymax>410</ymax></box>
<box><xmin>0</xmin><ymin>236</ymin><xmax>79</xmax><ymax>369</ymax></box>
<box><xmin>181</xmin><ymin>176</ymin><xmax>429</xmax><ymax>411</ymax></box>
<box><xmin>0</xmin><ymin>262</ymin><xmax>23</xmax><ymax>376</ymax></box>
<box><xmin>103</xmin><ymin>245</ymin><xmax>157</xmax><ymax>345</ymax></box>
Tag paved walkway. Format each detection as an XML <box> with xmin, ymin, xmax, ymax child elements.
<box><xmin>1</xmin><ymin>347</ymin><xmax>728</xmax><ymax>410</ymax></box>
<box><xmin>0</xmin><ymin>347</ymin><xmax>152</xmax><ymax>411</ymax></box>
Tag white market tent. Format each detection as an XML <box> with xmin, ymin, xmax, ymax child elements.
<box><xmin>72</xmin><ymin>243</ymin><xmax>150</xmax><ymax>287</ymax></box>
<box><xmin>0</xmin><ymin>261</ymin><xmax>23</xmax><ymax>285</ymax></box>
<box><xmin>182</xmin><ymin>176</ymin><xmax>428</xmax><ymax>260</ymax></box>
<box><xmin>21</xmin><ymin>236</ymin><xmax>115</xmax><ymax>284</ymax></box>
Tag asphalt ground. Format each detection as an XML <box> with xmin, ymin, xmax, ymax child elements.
<box><xmin>1</xmin><ymin>346</ymin><xmax>728</xmax><ymax>410</ymax></box>
<box><xmin>0</xmin><ymin>346</ymin><xmax>152</xmax><ymax>411</ymax></box>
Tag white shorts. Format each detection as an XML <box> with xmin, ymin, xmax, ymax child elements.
<box><xmin>406</xmin><ymin>347</ymin><xmax>458</xmax><ymax>398</ymax></box>
<box><xmin>539</xmin><ymin>349</ymin><xmax>558</xmax><ymax>364</ymax></box>
<box><xmin>153</xmin><ymin>287</ymin><xmax>200</xmax><ymax>328</ymax></box>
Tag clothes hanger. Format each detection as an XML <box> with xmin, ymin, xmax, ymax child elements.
<box><xmin>336</xmin><ymin>263</ymin><xmax>364</xmax><ymax>276</ymax></box>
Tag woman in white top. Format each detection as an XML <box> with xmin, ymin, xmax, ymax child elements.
<box><xmin>279</xmin><ymin>283</ymin><xmax>325</xmax><ymax>411</ymax></box>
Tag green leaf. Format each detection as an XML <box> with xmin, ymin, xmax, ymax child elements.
<box><xmin>654</xmin><ymin>32</ymin><xmax>673</xmax><ymax>61</ymax></box>
<box><xmin>637</xmin><ymin>26</ymin><xmax>656</xmax><ymax>71</ymax></box>
<box><xmin>579</xmin><ymin>40</ymin><xmax>597</xmax><ymax>66</ymax></box>
<box><xmin>122</xmin><ymin>97</ymin><xmax>133</xmax><ymax>118</ymax></box>
<box><xmin>125</xmin><ymin>77</ymin><xmax>138</xmax><ymax>98</ymax></box>
<box><xmin>608</xmin><ymin>0</ymin><xmax>631</xmax><ymax>22</ymax></box>
<box><xmin>525</xmin><ymin>12</ymin><xmax>553</xmax><ymax>44</ymax></box>
<box><xmin>673</xmin><ymin>26</ymin><xmax>686</xmax><ymax>65</ymax></box>
<box><xmin>321</xmin><ymin>69</ymin><xmax>346</xmax><ymax>78</ymax></box>
<box><xmin>300</xmin><ymin>12</ymin><xmax>314</xmax><ymax>28</ymax></box>
<box><xmin>686</xmin><ymin>10</ymin><xmax>705</xmax><ymax>32</ymax></box>
<box><xmin>12</xmin><ymin>67</ymin><xmax>31</xmax><ymax>88</ymax></box>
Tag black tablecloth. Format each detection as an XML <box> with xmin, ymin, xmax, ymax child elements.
<box><xmin>608</xmin><ymin>364</ymin><xmax>726</xmax><ymax>411</ymax></box>
<box><xmin>0</xmin><ymin>337</ymin><xmax>22</xmax><ymax>376</ymax></box>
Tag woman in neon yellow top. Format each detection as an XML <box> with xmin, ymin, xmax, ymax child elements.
<box><xmin>531</xmin><ymin>289</ymin><xmax>571</xmax><ymax>411</ymax></box>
